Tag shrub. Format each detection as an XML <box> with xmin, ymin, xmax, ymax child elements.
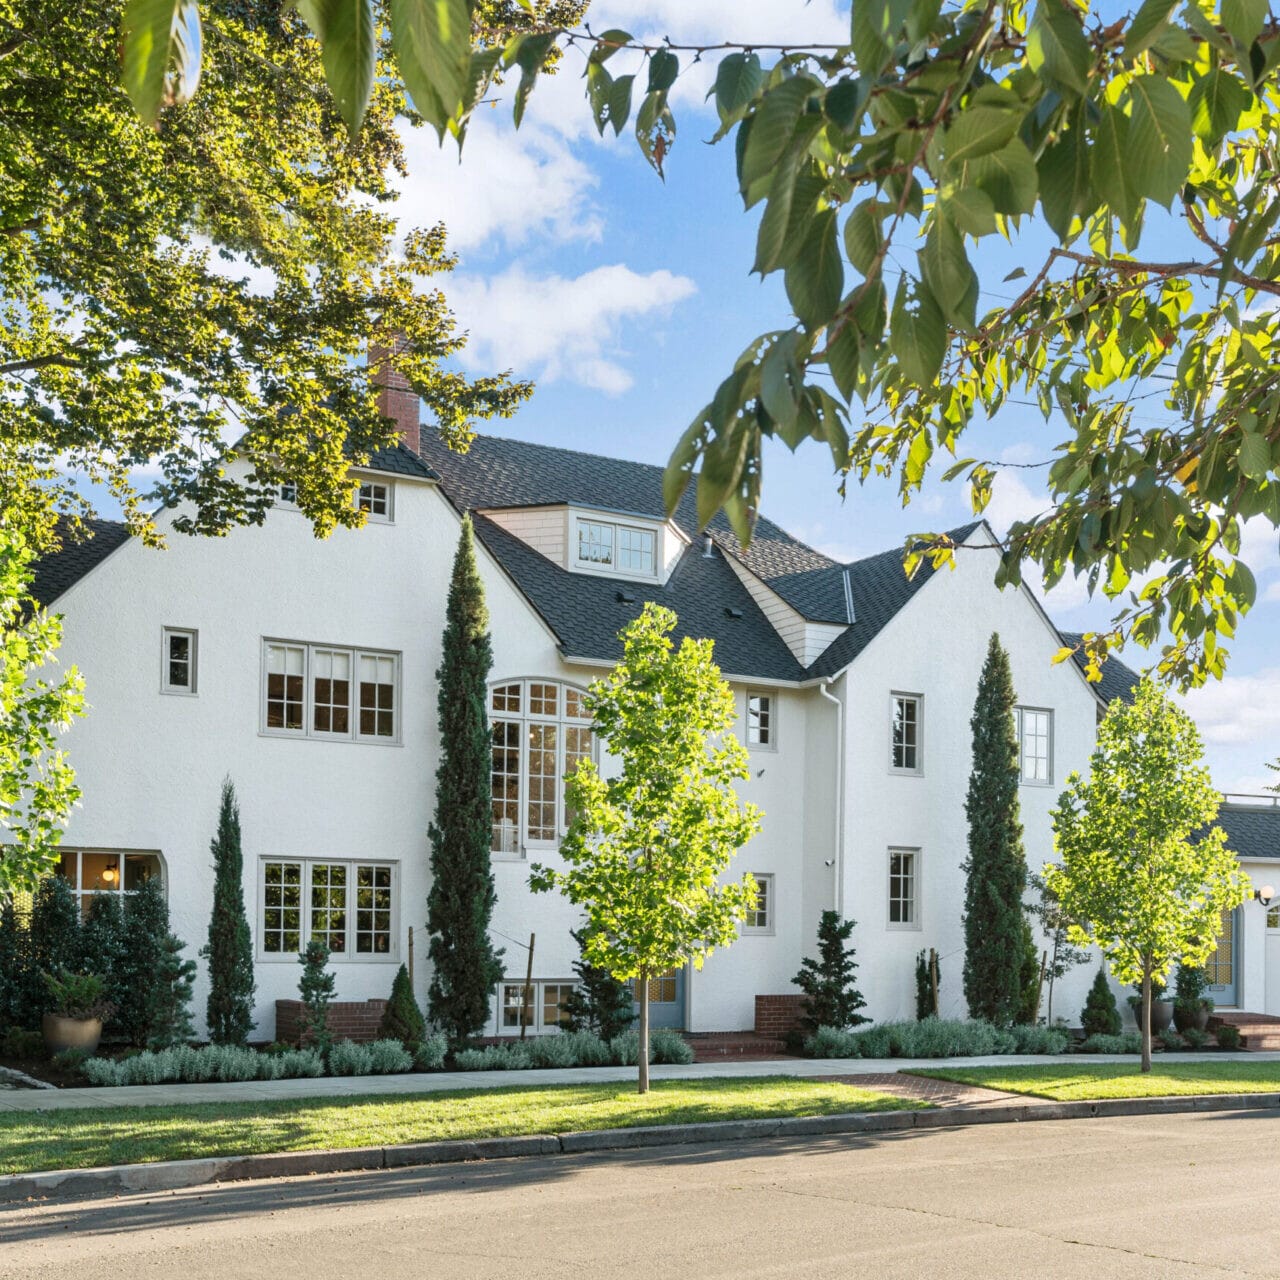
<box><xmin>28</xmin><ymin>878</ymin><xmax>81</xmax><ymax>1019</ymax></box>
<box><xmin>649</xmin><ymin>1028</ymin><xmax>695</xmax><ymax>1064</ymax></box>
<box><xmin>328</xmin><ymin>1040</ymin><xmax>374</xmax><ymax>1077</ymax></box>
<box><xmin>1181</xmin><ymin>1026</ymin><xmax>1210</xmax><ymax>1050</ymax></box>
<box><xmin>414</xmin><ymin>1032</ymin><xmax>448</xmax><ymax>1071</ymax></box>
<box><xmin>367</xmin><ymin>1039</ymin><xmax>414</xmax><ymax>1074</ymax></box>
<box><xmin>51</xmin><ymin>1047</ymin><xmax>90</xmax><ymax>1078</ymax></box>
<box><xmin>80</xmin><ymin>893</ymin><xmax>126</xmax><ymax>1028</ymax></box>
<box><xmin>806</xmin><ymin>1019</ymin><xmax>1044</xmax><ymax>1060</ymax></box>
<box><xmin>378</xmin><ymin>965</ymin><xmax>426</xmax><ymax>1051</ymax></box>
<box><xmin>609</xmin><ymin>1030</ymin><xmax>640</xmax><ymax>1066</ymax></box>
<box><xmin>1008</xmin><ymin>1024</ymin><xmax>1070</xmax><ymax>1055</ymax></box>
<box><xmin>81</xmin><ymin>1057</ymin><xmax>124</xmax><ymax>1086</ymax></box>
<box><xmin>560</xmin><ymin>1030</ymin><xmax>612</xmax><ymax>1066</ymax></box>
<box><xmin>561</xmin><ymin>928</ymin><xmax>635</xmax><ymax>1041</ymax></box>
<box><xmin>1</xmin><ymin>1027</ymin><xmax>45</xmax><ymax>1060</ymax></box>
<box><xmin>146</xmin><ymin>933</ymin><xmax>197</xmax><ymax>1051</ymax></box>
<box><xmin>527</xmin><ymin>1035</ymin><xmax>579</xmax><ymax>1069</ymax></box>
<box><xmin>277</xmin><ymin>1048</ymin><xmax>324</xmax><ymax>1078</ymax></box>
<box><xmin>1079</xmin><ymin>1033</ymin><xmax>1142</xmax><ymax>1054</ymax></box>
<box><xmin>1158</xmin><ymin>1026</ymin><xmax>1184</xmax><ymax>1052</ymax></box>
<box><xmin>210</xmin><ymin>1045</ymin><xmax>262</xmax><ymax>1082</ymax></box>
<box><xmin>1081</xmin><ymin>966</ymin><xmax>1122</xmax><ymax>1037</ymax></box>
<box><xmin>453</xmin><ymin>1043</ymin><xmax>534</xmax><ymax>1071</ymax></box>
<box><xmin>1216</xmin><ymin>1023</ymin><xmax>1242</xmax><ymax>1051</ymax></box>
<box><xmin>793</xmin><ymin>911</ymin><xmax>868</xmax><ymax>1034</ymax></box>
<box><xmin>43</xmin><ymin>969</ymin><xmax>114</xmax><ymax>1022</ymax></box>
<box><xmin>117</xmin><ymin>877</ymin><xmax>173</xmax><ymax>1046</ymax></box>
<box><xmin>297</xmin><ymin>939</ymin><xmax>336</xmax><ymax>1052</ymax></box>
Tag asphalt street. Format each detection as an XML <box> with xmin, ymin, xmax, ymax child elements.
<box><xmin>3</xmin><ymin>1110</ymin><xmax>1278</xmax><ymax>1279</ymax></box>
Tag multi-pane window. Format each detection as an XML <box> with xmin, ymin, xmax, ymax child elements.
<box><xmin>490</xmin><ymin>679</ymin><xmax>593</xmax><ymax>855</ymax></box>
<box><xmin>263</xmin><ymin>641</ymin><xmax>399</xmax><ymax>743</ymax></box>
<box><xmin>56</xmin><ymin>850</ymin><xmax>163</xmax><ymax>918</ymax></box>
<box><xmin>356</xmin><ymin>480</ymin><xmax>393</xmax><ymax>521</ymax></box>
<box><xmin>279</xmin><ymin>482</ymin><xmax>298</xmax><ymax>506</ymax></box>
<box><xmin>575</xmin><ymin>518</ymin><xmax>657</xmax><ymax>578</ymax></box>
<box><xmin>888</xmin><ymin>849</ymin><xmax>919</xmax><ymax>927</ymax></box>
<box><xmin>501</xmin><ymin>982</ymin><xmax>534</xmax><ymax>1029</ymax></box>
<box><xmin>259</xmin><ymin>858</ymin><xmax>396</xmax><ymax>958</ymax></box>
<box><xmin>746</xmin><ymin>693</ymin><xmax>774</xmax><ymax>748</ymax></box>
<box><xmin>744</xmin><ymin>873</ymin><xmax>774</xmax><ymax>933</ymax></box>
<box><xmin>1268</xmin><ymin>905</ymin><xmax>1280</xmax><ymax>930</ymax></box>
<box><xmin>1015</xmin><ymin>707</ymin><xmax>1053</xmax><ymax>784</ymax></box>
<box><xmin>162</xmin><ymin>627</ymin><xmax>197</xmax><ymax>694</ymax></box>
<box><xmin>498</xmin><ymin>979</ymin><xmax>578</xmax><ymax>1032</ymax></box>
<box><xmin>542</xmin><ymin>983</ymin><xmax>575</xmax><ymax>1028</ymax></box>
<box><xmin>635</xmin><ymin>971</ymin><xmax>678</xmax><ymax>1003</ymax></box>
<box><xmin>890</xmin><ymin>694</ymin><xmax>922</xmax><ymax>773</ymax></box>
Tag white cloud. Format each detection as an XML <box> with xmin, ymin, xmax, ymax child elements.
<box><xmin>448</xmin><ymin>263</ymin><xmax>696</xmax><ymax>393</ymax></box>
<box><xmin>1180</xmin><ymin>666</ymin><xmax>1280</xmax><ymax>747</ymax></box>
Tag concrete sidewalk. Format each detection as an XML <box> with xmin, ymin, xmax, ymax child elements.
<box><xmin>4</xmin><ymin>1050</ymin><xmax>1277</xmax><ymax>1112</ymax></box>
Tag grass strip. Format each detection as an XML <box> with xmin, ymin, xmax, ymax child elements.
<box><xmin>907</xmin><ymin>1061</ymin><xmax>1280</xmax><ymax>1102</ymax></box>
<box><xmin>0</xmin><ymin>1077</ymin><xmax>922</xmax><ymax>1176</ymax></box>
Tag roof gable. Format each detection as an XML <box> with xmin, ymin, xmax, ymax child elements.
<box><xmin>29</xmin><ymin>519</ymin><xmax>132</xmax><ymax>609</ymax></box>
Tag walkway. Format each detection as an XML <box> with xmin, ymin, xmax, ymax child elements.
<box><xmin>3</xmin><ymin>1051</ymin><xmax>1276</xmax><ymax>1112</ymax></box>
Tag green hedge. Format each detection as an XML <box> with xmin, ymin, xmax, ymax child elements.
<box><xmin>806</xmin><ymin>1018</ymin><xmax>1070</xmax><ymax>1059</ymax></box>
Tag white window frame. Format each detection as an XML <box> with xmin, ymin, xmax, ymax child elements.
<box><xmin>489</xmin><ymin>678</ymin><xmax>595</xmax><ymax>859</ymax></box>
<box><xmin>887</xmin><ymin>847</ymin><xmax>921</xmax><ymax>930</ymax></box>
<box><xmin>570</xmin><ymin>514</ymin><xmax>659</xmax><ymax>581</ymax></box>
<box><xmin>746</xmin><ymin>692</ymin><xmax>776</xmax><ymax>751</ymax></box>
<box><xmin>1267</xmin><ymin>905</ymin><xmax>1280</xmax><ymax>931</ymax></box>
<box><xmin>256</xmin><ymin>857</ymin><xmax>400</xmax><ymax>963</ymax></box>
<box><xmin>57</xmin><ymin>848</ymin><xmax>166</xmax><ymax>912</ymax></box>
<box><xmin>277</xmin><ymin>482</ymin><xmax>299</xmax><ymax>508</ymax></box>
<box><xmin>890</xmin><ymin>693</ymin><xmax>923</xmax><ymax>775</ymax></box>
<box><xmin>356</xmin><ymin>478</ymin><xmax>394</xmax><ymax>523</ymax></box>
<box><xmin>1015</xmin><ymin>706</ymin><xmax>1054</xmax><ymax>786</ymax></box>
<box><xmin>743</xmin><ymin>873</ymin><xmax>775</xmax><ymax>935</ymax></box>
<box><xmin>260</xmin><ymin>639</ymin><xmax>402</xmax><ymax>745</ymax></box>
<box><xmin>494</xmin><ymin>978</ymin><xmax>578</xmax><ymax>1035</ymax></box>
<box><xmin>161</xmin><ymin>627</ymin><xmax>198</xmax><ymax>696</ymax></box>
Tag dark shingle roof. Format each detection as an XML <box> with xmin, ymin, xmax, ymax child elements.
<box><xmin>1057</xmin><ymin>632</ymin><xmax>1141</xmax><ymax>706</ymax></box>
<box><xmin>362</xmin><ymin>442</ymin><xmax>437</xmax><ymax>480</ymax></box>
<box><xmin>30</xmin><ymin>519</ymin><xmax>132</xmax><ymax>608</ymax></box>
<box><xmin>1215</xmin><ymin>803</ymin><xmax>1280</xmax><ymax>861</ymax></box>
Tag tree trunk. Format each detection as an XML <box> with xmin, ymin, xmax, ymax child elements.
<box><xmin>637</xmin><ymin>971</ymin><xmax>650</xmax><ymax>1095</ymax></box>
<box><xmin>1140</xmin><ymin>964</ymin><xmax>1152</xmax><ymax>1073</ymax></box>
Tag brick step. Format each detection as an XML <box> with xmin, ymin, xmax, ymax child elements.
<box><xmin>684</xmin><ymin>1033</ymin><xmax>791</xmax><ymax>1061</ymax></box>
<box><xmin>1209</xmin><ymin>1012</ymin><xmax>1280</xmax><ymax>1027</ymax></box>
<box><xmin>1242</xmin><ymin>1036</ymin><xmax>1280</xmax><ymax>1050</ymax></box>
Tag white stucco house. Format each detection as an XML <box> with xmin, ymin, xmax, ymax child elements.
<box><xmin>28</xmin><ymin>387</ymin><xmax>1280</xmax><ymax>1041</ymax></box>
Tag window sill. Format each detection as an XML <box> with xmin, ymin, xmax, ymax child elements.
<box><xmin>888</xmin><ymin>769</ymin><xmax>924</xmax><ymax>778</ymax></box>
<box><xmin>886</xmin><ymin>922</ymin><xmax>922</xmax><ymax>932</ymax></box>
<box><xmin>255</xmin><ymin>953</ymin><xmax>400</xmax><ymax>965</ymax></box>
<box><xmin>257</xmin><ymin>730</ymin><xmax>403</xmax><ymax>748</ymax></box>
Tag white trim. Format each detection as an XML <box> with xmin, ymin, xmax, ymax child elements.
<box><xmin>889</xmin><ymin>692</ymin><xmax>924</xmax><ymax>776</ymax></box>
<box><xmin>1015</xmin><ymin>705</ymin><xmax>1054</xmax><ymax>786</ymax></box>
<box><xmin>356</xmin><ymin>479</ymin><xmax>394</xmax><ymax>523</ymax></box>
<box><xmin>743</xmin><ymin>872</ymin><xmax>775</xmax><ymax>935</ymax></box>
<box><xmin>56</xmin><ymin>847</ymin><xmax>167</xmax><ymax>904</ymax></box>
<box><xmin>745</xmin><ymin>690</ymin><xmax>777</xmax><ymax>751</ymax></box>
<box><xmin>494</xmin><ymin>977</ymin><xmax>579</xmax><ymax>1035</ymax></box>
<box><xmin>887</xmin><ymin>846</ymin><xmax>921</xmax><ymax>930</ymax></box>
<box><xmin>569</xmin><ymin>512</ymin><xmax>660</xmax><ymax>582</ymax></box>
<box><xmin>160</xmin><ymin>626</ymin><xmax>198</xmax><ymax>696</ymax></box>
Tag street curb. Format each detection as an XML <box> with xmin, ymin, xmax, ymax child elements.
<box><xmin>4</xmin><ymin>1091</ymin><xmax>1280</xmax><ymax>1205</ymax></box>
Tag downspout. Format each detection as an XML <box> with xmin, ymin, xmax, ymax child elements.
<box><xmin>818</xmin><ymin>670</ymin><xmax>848</xmax><ymax>917</ymax></box>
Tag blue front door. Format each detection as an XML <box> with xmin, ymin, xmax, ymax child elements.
<box><xmin>1205</xmin><ymin>908</ymin><xmax>1239</xmax><ymax>1006</ymax></box>
<box><xmin>638</xmin><ymin>969</ymin><xmax>685</xmax><ymax>1029</ymax></box>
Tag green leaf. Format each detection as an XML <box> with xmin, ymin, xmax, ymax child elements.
<box><xmin>823</xmin><ymin>76</ymin><xmax>871</xmax><ymax>132</ymax></box>
<box><xmin>608</xmin><ymin>75</ymin><xmax>635</xmax><ymax>136</ymax></box>
<box><xmin>1150</xmin><ymin>24</ymin><xmax>1198</xmax><ymax>61</ymax></box>
<box><xmin>712</xmin><ymin>52</ymin><xmax>764</xmax><ymax>126</ymax></box>
<box><xmin>588</xmin><ymin>29</ymin><xmax>633</xmax><ymax>64</ymax></box>
<box><xmin>1238</xmin><ymin>430</ymin><xmax>1273</xmax><ymax>479</ymax></box>
<box><xmin>1038</xmin><ymin>101</ymin><xmax>1092</xmax><ymax>240</ymax></box>
<box><xmin>826</xmin><ymin>322</ymin><xmax>862</xmax><ymax>402</ymax></box>
<box><xmin>647</xmin><ymin>49</ymin><xmax>679</xmax><ymax>94</ymax></box>
<box><xmin>1124</xmin><ymin>0</ymin><xmax>1181</xmax><ymax>57</ymax></box>
<box><xmin>786</xmin><ymin>209</ymin><xmax>844</xmax><ymax>332</ymax></box>
<box><xmin>760</xmin><ymin>334</ymin><xmax>803</xmax><ymax>438</ymax></box>
<box><xmin>889</xmin><ymin>277</ymin><xmax>947</xmax><ymax>385</ymax></box>
<box><xmin>1091</xmin><ymin>102</ymin><xmax>1139</xmax><ymax>224</ymax></box>
<box><xmin>1125</xmin><ymin>74</ymin><xmax>1193</xmax><ymax>208</ymax></box>
<box><xmin>122</xmin><ymin>0</ymin><xmax>202</xmax><ymax>123</ymax></box>
<box><xmin>943</xmin><ymin>186</ymin><xmax>997</xmax><ymax>236</ymax></box>
<box><xmin>851</xmin><ymin>0</ymin><xmax>914</xmax><ymax>79</ymax></box>
<box><xmin>967</xmin><ymin>140</ymin><xmax>1038</xmax><ymax>215</ymax></box>
<box><xmin>635</xmin><ymin>89</ymin><xmax>676</xmax><ymax>178</ymax></box>
<box><xmin>391</xmin><ymin>0</ymin><xmax>472</xmax><ymax>138</ymax></box>
<box><xmin>1027</xmin><ymin>0</ymin><xmax>1092</xmax><ymax>97</ymax></box>
<box><xmin>843</xmin><ymin>200</ymin><xmax>884</xmax><ymax>274</ymax></box>
<box><xmin>511</xmin><ymin>33</ymin><xmax>556</xmax><ymax>130</ymax></box>
<box><xmin>942</xmin><ymin>105</ymin><xmax>1024</xmax><ymax>166</ymax></box>
<box><xmin>296</xmin><ymin>0</ymin><xmax>375</xmax><ymax>133</ymax></box>
<box><xmin>753</xmin><ymin>146</ymin><xmax>810</xmax><ymax>275</ymax></box>
<box><xmin>1222</xmin><ymin>0</ymin><xmax>1268</xmax><ymax>47</ymax></box>
<box><xmin>919</xmin><ymin>214</ymin><xmax>978</xmax><ymax>329</ymax></box>
<box><xmin>739</xmin><ymin>78</ymin><xmax>814</xmax><ymax>195</ymax></box>
<box><xmin>1188</xmin><ymin>68</ymin><xmax>1251</xmax><ymax>143</ymax></box>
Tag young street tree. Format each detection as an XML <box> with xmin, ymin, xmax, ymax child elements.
<box><xmin>530</xmin><ymin>603</ymin><xmax>762</xmax><ymax>1093</ymax></box>
<box><xmin>426</xmin><ymin>516</ymin><xmax>504</xmax><ymax>1049</ymax></box>
<box><xmin>201</xmin><ymin>779</ymin><xmax>256</xmax><ymax>1046</ymax></box>
<box><xmin>963</xmin><ymin>634</ymin><xmax>1028</xmax><ymax>1026</ymax></box>
<box><xmin>1047</xmin><ymin>679</ymin><xmax>1249</xmax><ymax>1072</ymax></box>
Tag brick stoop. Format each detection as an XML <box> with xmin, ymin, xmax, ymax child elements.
<box><xmin>1208</xmin><ymin>1011</ymin><xmax>1280</xmax><ymax>1050</ymax></box>
<box><xmin>683</xmin><ymin>1032</ymin><xmax>796</xmax><ymax>1063</ymax></box>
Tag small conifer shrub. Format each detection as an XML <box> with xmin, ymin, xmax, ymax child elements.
<box><xmin>793</xmin><ymin>911</ymin><xmax>868</xmax><ymax>1035</ymax></box>
<box><xmin>1081</xmin><ymin>966</ymin><xmax>1122</xmax><ymax>1038</ymax></box>
<box><xmin>297</xmin><ymin>939</ymin><xmax>337</xmax><ymax>1053</ymax></box>
<box><xmin>378</xmin><ymin>964</ymin><xmax>427</xmax><ymax>1050</ymax></box>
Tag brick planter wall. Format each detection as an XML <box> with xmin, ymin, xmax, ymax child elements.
<box><xmin>754</xmin><ymin>994</ymin><xmax>807</xmax><ymax>1038</ymax></box>
<box><xmin>275</xmin><ymin>998</ymin><xmax>388</xmax><ymax>1046</ymax></box>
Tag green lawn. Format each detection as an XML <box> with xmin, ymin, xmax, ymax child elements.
<box><xmin>0</xmin><ymin>1077</ymin><xmax>921</xmax><ymax>1177</ymax></box>
<box><xmin>909</xmin><ymin>1061</ymin><xmax>1280</xmax><ymax>1102</ymax></box>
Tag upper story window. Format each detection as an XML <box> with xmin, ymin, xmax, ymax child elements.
<box><xmin>278</xmin><ymin>482</ymin><xmax>298</xmax><ymax>506</ymax></box>
<box><xmin>357</xmin><ymin>480</ymin><xmax>393</xmax><ymax>522</ymax></box>
<box><xmin>744</xmin><ymin>873</ymin><xmax>774</xmax><ymax>934</ymax></box>
<box><xmin>490</xmin><ymin>679</ymin><xmax>593</xmax><ymax>856</ymax></box>
<box><xmin>162</xmin><ymin>627</ymin><xmax>197</xmax><ymax>695</ymax></box>
<box><xmin>888</xmin><ymin>848</ymin><xmax>919</xmax><ymax>928</ymax></box>
<box><xmin>573</xmin><ymin>516</ymin><xmax>657</xmax><ymax>579</ymax></box>
<box><xmin>890</xmin><ymin>694</ymin><xmax>922</xmax><ymax>774</ymax></box>
<box><xmin>1015</xmin><ymin>707</ymin><xmax>1053</xmax><ymax>785</ymax></box>
<box><xmin>259</xmin><ymin>857</ymin><xmax>396</xmax><ymax>960</ymax></box>
<box><xmin>263</xmin><ymin>640</ymin><xmax>400</xmax><ymax>744</ymax></box>
<box><xmin>746</xmin><ymin>692</ymin><xmax>774</xmax><ymax>748</ymax></box>
<box><xmin>57</xmin><ymin>850</ymin><xmax>163</xmax><ymax>918</ymax></box>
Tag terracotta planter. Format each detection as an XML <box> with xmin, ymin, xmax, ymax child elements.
<box><xmin>42</xmin><ymin>1012</ymin><xmax>103</xmax><ymax>1055</ymax></box>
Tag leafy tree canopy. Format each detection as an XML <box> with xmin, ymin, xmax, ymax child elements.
<box><xmin>125</xmin><ymin>0</ymin><xmax>1280</xmax><ymax>686</ymax></box>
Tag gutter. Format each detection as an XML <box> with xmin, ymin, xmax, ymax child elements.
<box><xmin>818</xmin><ymin>669</ymin><xmax>848</xmax><ymax>916</ymax></box>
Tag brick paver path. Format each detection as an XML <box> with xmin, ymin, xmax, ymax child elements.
<box><xmin>822</xmin><ymin>1072</ymin><xmax>1024</xmax><ymax>1109</ymax></box>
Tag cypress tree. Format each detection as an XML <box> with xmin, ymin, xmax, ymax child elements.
<box><xmin>201</xmin><ymin>778</ymin><xmax>255</xmax><ymax>1044</ymax></box>
<box><xmin>297</xmin><ymin>938</ymin><xmax>336</xmax><ymax>1053</ymax></box>
<box><xmin>962</xmin><ymin>633</ymin><xmax>1028</xmax><ymax>1025</ymax></box>
<box><xmin>793</xmin><ymin>911</ymin><xmax>868</xmax><ymax>1034</ymax></box>
<box><xmin>561</xmin><ymin>927</ymin><xmax>635</xmax><ymax>1041</ymax></box>
<box><xmin>426</xmin><ymin>516</ymin><xmax>503</xmax><ymax>1047</ymax></box>
<box><xmin>119</xmin><ymin>876</ymin><xmax>173</xmax><ymax>1045</ymax></box>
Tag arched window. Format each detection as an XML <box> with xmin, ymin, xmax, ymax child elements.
<box><xmin>490</xmin><ymin>679</ymin><xmax>593</xmax><ymax>856</ymax></box>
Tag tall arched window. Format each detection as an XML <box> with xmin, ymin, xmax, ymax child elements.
<box><xmin>490</xmin><ymin>679</ymin><xmax>593</xmax><ymax>856</ymax></box>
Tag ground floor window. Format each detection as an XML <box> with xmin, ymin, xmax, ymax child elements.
<box><xmin>888</xmin><ymin>848</ymin><xmax>920</xmax><ymax>928</ymax></box>
<box><xmin>56</xmin><ymin>850</ymin><xmax>163</xmax><ymax>917</ymax></box>
<box><xmin>259</xmin><ymin>858</ymin><xmax>397</xmax><ymax>960</ymax></box>
<box><xmin>496</xmin><ymin>979</ymin><xmax>577</xmax><ymax>1033</ymax></box>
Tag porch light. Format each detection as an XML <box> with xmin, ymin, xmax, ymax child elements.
<box><xmin>101</xmin><ymin>863</ymin><xmax>118</xmax><ymax>886</ymax></box>
<box><xmin>1255</xmin><ymin>885</ymin><xmax>1276</xmax><ymax>906</ymax></box>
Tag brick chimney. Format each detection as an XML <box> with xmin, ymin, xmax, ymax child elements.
<box><xmin>369</xmin><ymin>334</ymin><xmax>420</xmax><ymax>454</ymax></box>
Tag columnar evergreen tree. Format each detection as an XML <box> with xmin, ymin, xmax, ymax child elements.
<box><xmin>146</xmin><ymin>934</ymin><xmax>197</xmax><ymax>1050</ymax></box>
<box><xmin>426</xmin><ymin>517</ymin><xmax>503</xmax><ymax>1048</ymax></box>
<box><xmin>962</xmin><ymin>634</ymin><xmax>1028</xmax><ymax>1026</ymax></box>
<box><xmin>201</xmin><ymin>779</ymin><xmax>255</xmax><ymax>1045</ymax></box>
<box><xmin>297</xmin><ymin>939</ymin><xmax>337</xmax><ymax>1053</ymax></box>
<box><xmin>793</xmin><ymin>912</ymin><xmax>868</xmax><ymax>1035</ymax></box>
<box><xmin>561</xmin><ymin>928</ymin><xmax>636</xmax><ymax>1042</ymax></box>
<box><xmin>28</xmin><ymin>876</ymin><xmax>80</xmax><ymax>1018</ymax></box>
<box><xmin>379</xmin><ymin>964</ymin><xmax>427</xmax><ymax>1051</ymax></box>
<box><xmin>80</xmin><ymin>893</ymin><xmax>126</xmax><ymax>1030</ymax></box>
<box><xmin>0</xmin><ymin>897</ymin><xmax>25</xmax><ymax>1030</ymax></box>
<box><xmin>119</xmin><ymin>876</ymin><xmax>174</xmax><ymax>1046</ymax></box>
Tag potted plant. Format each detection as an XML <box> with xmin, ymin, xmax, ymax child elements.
<box><xmin>42</xmin><ymin>969</ymin><xmax>115</xmax><ymax>1055</ymax></box>
<box><xmin>1173</xmin><ymin>962</ymin><xmax>1213</xmax><ymax>1033</ymax></box>
<box><xmin>1128</xmin><ymin>976</ymin><xmax>1174</xmax><ymax>1035</ymax></box>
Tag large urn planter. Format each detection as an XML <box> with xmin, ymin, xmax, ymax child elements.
<box><xmin>1173</xmin><ymin>1001</ymin><xmax>1211</xmax><ymax>1033</ymax></box>
<box><xmin>42</xmin><ymin>1012</ymin><xmax>104</xmax><ymax>1055</ymax></box>
<box><xmin>1130</xmin><ymin>997</ymin><xmax>1174</xmax><ymax>1035</ymax></box>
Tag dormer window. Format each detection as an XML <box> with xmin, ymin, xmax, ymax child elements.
<box><xmin>574</xmin><ymin>517</ymin><xmax>656</xmax><ymax>579</ymax></box>
<box><xmin>357</xmin><ymin>480</ymin><xmax>393</xmax><ymax>522</ymax></box>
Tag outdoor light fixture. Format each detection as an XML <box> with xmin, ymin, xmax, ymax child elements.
<box><xmin>1255</xmin><ymin>885</ymin><xmax>1276</xmax><ymax>907</ymax></box>
<box><xmin>101</xmin><ymin>863</ymin><xmax>118</xmax><ymax>886</ymax></box>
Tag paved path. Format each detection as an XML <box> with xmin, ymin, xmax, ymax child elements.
<box><xmin>4</xmin><ymin>1051</ymin><xmax>1276</xmax><ymax>1112</ymax></box>
<box><xmin>4</xmin><ymin>1110</ymin><xmax>1279</xmax><ymax>1278</ymax></box>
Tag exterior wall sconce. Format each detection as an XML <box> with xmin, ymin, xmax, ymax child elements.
<box><xmin>101</xmin><ymin>863</ymin><xmax>119</xmax><ymax>886</ymax></box>
<box><xmin>1255</xmin><ymin>885</ymin><xmax>1276</xmax><ymax>907</ymax></box>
